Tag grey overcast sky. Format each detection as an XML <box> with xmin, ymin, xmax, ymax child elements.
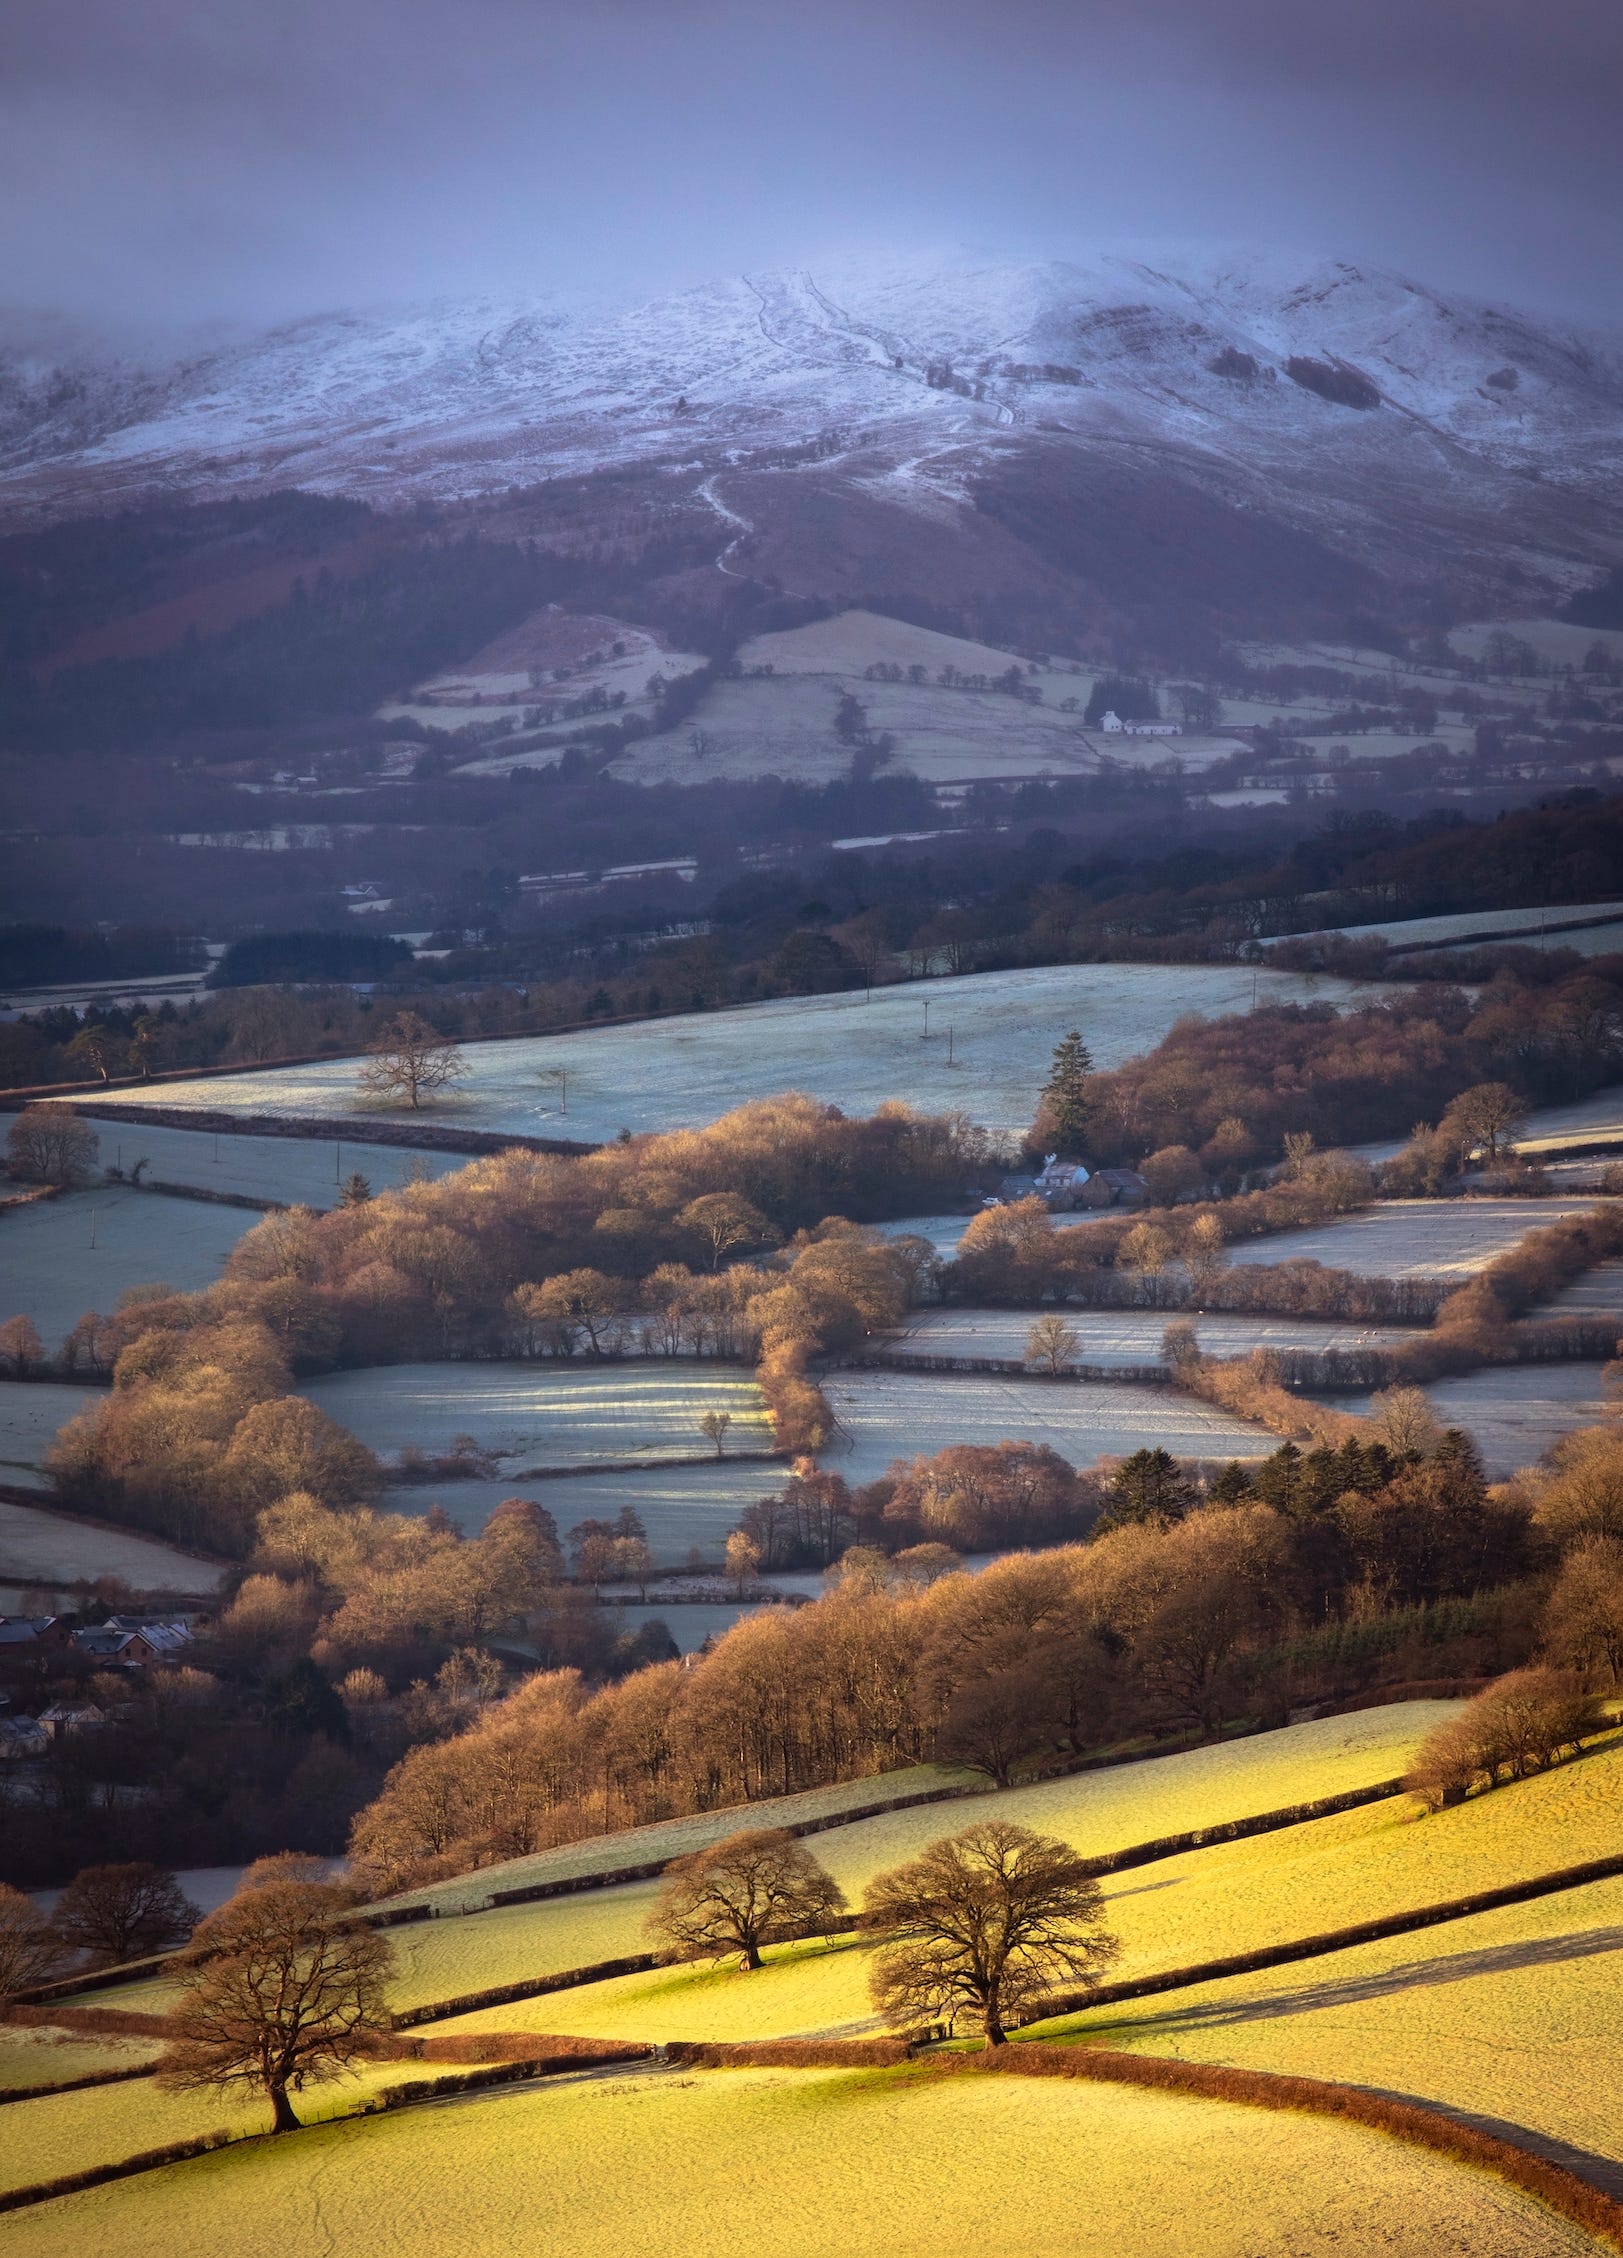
<box><xmin>3</xmin><ymin>0</ymin><xmax>1621</xmax><ymax>332</ymax></box>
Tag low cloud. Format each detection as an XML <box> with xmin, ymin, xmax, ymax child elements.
<box><xmin>2</xmin><ymin>0</ymin><xmax>1618</xmax><ymax>331</ymax></box>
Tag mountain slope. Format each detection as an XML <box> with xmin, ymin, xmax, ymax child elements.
<box><xmin>3</xmin><ymin>247</ymin><xmax>1620</xmax><ymax>644</ymax></box>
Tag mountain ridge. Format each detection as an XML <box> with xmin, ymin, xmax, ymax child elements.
<box><xmin>4</xmin><ymin>247</ymin><xmax>1620</xmax><ymax>647</ymax></box>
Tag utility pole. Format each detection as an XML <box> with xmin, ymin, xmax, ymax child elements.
<box><xmin>922</xmin><ymin>999</ymin><xmax>930</xmax><ymax>1041</ymax></box>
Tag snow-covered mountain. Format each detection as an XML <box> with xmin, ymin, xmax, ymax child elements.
<box><xmin>4</xmin><ymin>247</ymin><xmax>1620</xmax><ymax>621</ymax></box>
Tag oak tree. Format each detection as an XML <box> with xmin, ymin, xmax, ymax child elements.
<box><xmin>862</xmin><ymin>1821</ymin><xmax>1116</xmax><ymax>2045</ymax></box>
<box><xmin>158</xmin><ymin>1878</ymin><xmax>394</xmax><ymax>2132</ymax></box>
<box><xmin>646</xmin><ymin>1828</ymin><xmax>845</xmax><ymax>1971</ymax></box>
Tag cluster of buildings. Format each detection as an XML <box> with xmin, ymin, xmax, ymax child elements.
<box><xmin>990</xmin><ymin>1156</ymin><xmax>1148</xmax><ymax>1212</ymax></box>
<box><xmin>0</xmin><ymin>1614</ymin><xmax>199</xmax><ymax>1761</ymax></box>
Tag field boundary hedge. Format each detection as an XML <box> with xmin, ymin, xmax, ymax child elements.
<box><xmin>5</xmin><ymin>1093</ymin><xmax>596</xmax><ymax>1159</ymax></box>
<box><xmin>940</xmin><ymin>2047</ymin><xmax>1623</xmax><ymax>2252</ymax></box>
<box><xmin>0</xmin><ymin>2128</ymin><xmax>235</xmax><ymax>2215</ymax></box>
<box><xmin>839</xmin><ymin>1351</ymin><xmax>1171</xmax><ymax>1385</ymax></box>
<box><xmin>1050</xmin><ymin>1849</ymin><xmax>1623</xmax><ymax>2017</ymax></box>
<box><xmin>1082</xmin><ymin>1777</ymin><xmax>1409</xmax><ymax>1876</ymax></box>
<box><xmin>668</xmin><ymin>2038</ymin><xmax>913</xmax><ymax>2068</ymax></box>
<box><xmin>394</xmin><ymin>1953</ymin><xmax>663</xmax><ymax>2026</ymax></box>
<box><xmin>0</xmin><ymin>2061</ymin><xmax>157</xmax><ymax>2106</ymax></box>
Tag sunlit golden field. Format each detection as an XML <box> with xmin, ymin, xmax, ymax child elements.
<box><xmin>0</xmin><ymin>2062</ymin><xmax>1593</xmax><ymax>2258</ymax></box>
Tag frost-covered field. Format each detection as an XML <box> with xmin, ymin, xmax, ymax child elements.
<box><xmin>0</xmin><ymin>2056</ymin><xmax>1558</xmax><ymax>2258</ymax></box>
<box><xmin>381</xmin><ymin>1459</ymin><xmax>779</xmax><ymax>1559</ymax></box>
<box><xmin>1534</xmin><ymin>1259</ymin><xmax>1623</xmax><ymax>1318</ymax></box>
<box><xmin>593</xmin><ymin>1598</ymin><xmax>780</xmax><ymax>1653</ymax></box>
<box><xmin>1330</xmin><ymin>1364</ymin><xmax>1614</xmax><ymax>1477</ymax></box>
<box><xmin>1227</xmin><ymin>1197</ymin><xmax>1599</xmax><ymax>1280</ymax></box>
<box><xmin>299</xmin><ymin>1361</ymin><xmax>769</xmax><ymax>1469</ymax></box>
<box><xmin>884</xmin><ymin>1309</ymin><xmax>1424</xmax><ymax>1365</ymax></box>
<box><xmin>90</xmin><ymin>962</ymin><xmax>1379</xmax><ymax>1144</ymax></box>
<box><xmin>821</xmin><ymin>1370</ymin><xmax>1268</xmax><ymax>1486</ymax></box>
<box><xmin>869</xmin><ymin>1212</ymin><xmax>979</xmax><ymax>1258</ymax></box>
<box><xmin>0</xmin><ymin>1495</ymin><xmax>225</xmax><ymax>1593</ymax></box>
<box><xmin>76</xmin><ymin>1118</ymin><xmax>463</xmax><ymax>1205</ymax></box>
<box><xmin>1284</xmin><ymin>900</ymin><xmax>1623</xmax><ymax>952</ymax></box>
<box><xmin>0</xmin><ymin>1381</ymin><xmax>104</xmax><ymax>1491</ymax></box>
<box><xmin>1515</xmin><ymin>1086</ymin><xmax>1623</xmax><ymax>1151</ymax></box>
<box><xmin>0</xmin><ymin>1188</ymin><xmax>253</xmax><ymax>1349</ymax></box>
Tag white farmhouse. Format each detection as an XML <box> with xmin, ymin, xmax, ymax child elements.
<box><xmin>1098</xmin><ymin>711</ymin><xmax>1181</xmax><ymax>737</ymax></box>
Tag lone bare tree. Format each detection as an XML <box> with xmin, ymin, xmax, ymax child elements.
<box><xmin>52</xmin><ymin>1863</ymin><xmax>201</xmax><ymax>1967</ymax></box>
<box><xmin>861</xmin><ymin>1821</ymin><xmax>1117</xmax><ymax>2046</ymax></box>
<box><xmin>699</xmin><ymin>1408</ymin><xmax>733</xmax><ymax>1458</ymax></box>
<box><xmin>646</xmin><ymin>1829</ymin><xmax>845</xmax><ymax>1971</ymax></box>
<box><xmin>5</xmin><ymin>1105</ymin><xmax>99</xmax><ymax>1186</ymax></box>
<box><xmin>357</xmin><ymin>1012</ymin><xmax>468</xmax><ymax>1111</ymax></box>
<box><xmin>157</xmin><ymin>1877</ymin><xmax>395</xmax><ymax>2132</ymax></box>
<box><xmin>1025</xmin><ymin>1314</ymin><xmax>1081</xmax><ymax>1375</ymax></box>
<box><xmin>724</xmin><ymin>1529</ymin><xmax>761</xmax><ymax>1594</ymax></box>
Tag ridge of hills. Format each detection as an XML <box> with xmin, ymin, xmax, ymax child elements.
<box><xmin>4</xmin><ymin>246</ymin><xmax>1622</xmax><ymax>652</ymax></box>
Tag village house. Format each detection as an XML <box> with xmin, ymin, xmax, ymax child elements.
<box><xmin>70</xmin><ymin>1618</ymin><xmax>194</xmax><ymax>1669</ymax></box>
<box><xmin>38</xmin><ymin>1701</ymin><xmax>107</xmax><ymax>1740</ymax></box>
<box><xmin>0</xmin><ymin>1617</ymin><xmax>74</xmax><ymax>1656</ymax></box>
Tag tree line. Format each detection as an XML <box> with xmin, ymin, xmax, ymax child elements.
<box><xmin>346</xmin><ymin>1406</ymin><xmax>1623</xmax><ymax>1895</ymax></box>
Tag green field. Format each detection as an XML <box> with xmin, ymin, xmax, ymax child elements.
<box><xmin>0</xmin><ymin>2060</ymin><xmax>1590</xmax><ymax>2258</ymax></box>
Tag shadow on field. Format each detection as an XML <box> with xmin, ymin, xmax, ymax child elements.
<box><xmin>1105</xmin><ymin>1924</ymin><xmax>1623</xmax><ymax>2034</ymax></box>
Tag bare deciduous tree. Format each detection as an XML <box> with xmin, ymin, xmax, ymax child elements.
<box><xmin>0</xmin><ymin>1885</ymin><xmax>66</xmax><ymax>2004</ymax></box>
<box><xmin>5</xmin><ymin>1105</ymin><xmax>99</xmax><ymax>1186</ymax></box>
<box><xmin>157</xmin><ymin>1878</ymin><xmax>395</xmax><ymax>2132</ymax></box>
<box><xmin>1024</xmin><ymin>1314</ymin><xmax>1081</xmax><ymax>1375</ymax></box>
<box><xmin>1371</xmin><ymin>1384</ymin><xmax>1445</xmax><ymax>1458</ymax></box>
<box><xmin>1442</xmin><ymin>1081</ymin><xmax>1529</xmax><ymax>1166</ymax></box>
<box><xmin>724</xmin><ymin>1529</ymin><xmax>761</xmax><ymax>1594</ymax></box>
<box><xmin>357</xmin><ymin>1012</ymin><xmax>468</xmax><ymax>1111</ymax></box>
<box><xmin>678</xmin><ymin>1193</ymin><xmax>779</xmax><ymax>1270</ymax></box>
<box><xmin>0</xmin><ymin>1315</ymin><xmax>44</xmax><ymax>1376</ymax></box>
<box><xmin>646</xmin><ymin>1828</ymin><xmax>845</xmax><ymax>1971</ymax></box>
<box><xmin>699</xmin><ymin>1407</ymin><xmax>733</xmax><ymax>1457</ymax></box>
<box><xmin>52</xmin><ymin>1862</ymin><xmax>202</xmax><ymax>1967</ymax></box>
<box><xmin>862</xmin><ymin>1821</ymin><xmax>1117</xmax><ymax>2046</ymax></box>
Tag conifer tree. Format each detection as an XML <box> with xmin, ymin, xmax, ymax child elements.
<box><xmin>1038</xmin><ymin>1030</ymin><xmax>1094</xmax><ymax>1156</ymax></box>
